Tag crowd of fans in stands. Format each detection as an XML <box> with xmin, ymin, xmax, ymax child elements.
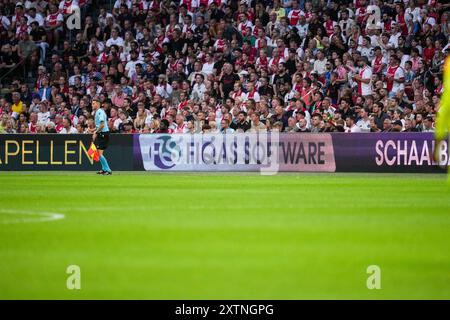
<box><xmin>0</xmin><ymin>0</ymin><xmax>449</xmax><ymax>134</ymax></box>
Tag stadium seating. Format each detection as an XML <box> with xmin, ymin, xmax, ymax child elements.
<box><xmin>0</xmin><ymin>0</ymin><xmax>449</xmax><ymax>135</ymax></box>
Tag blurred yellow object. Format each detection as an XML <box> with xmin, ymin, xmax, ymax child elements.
<box><xmin>435</xmin><ymin>56</ymin><xmax>450</xmax><ymax>140</ymax></box>
<box><xmin>435</xmin><ymin>56</ymin><xmax>450</xmax><ymax>181</ymax></box>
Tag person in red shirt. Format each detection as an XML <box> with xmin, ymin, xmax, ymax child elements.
<box><xmin>355</xmin><ymin>0</ymin><xmax>368</xmax><ymax>26</ymax></box>
<box><xmin>155</xmin><ymin>118</ymin><xmax>174</xmax><ymax>133</ymax></box>
<box><xmin>58</xmin><ymin>76</ymin><xmax>70</xmax><ymax>97</ymax></box>
<box><xmin>423</xmin><ymin>36</ymin><xmax>436</xmax><ymax>65</ymax></box>
<box><xmin>301</xmin><ymin>77</ymin><xmax>313</xmax><ymax>108</ymax></box>
<box><xmin>242</xmin><ymin>40</ymin><xmax>257</xmax><ymax>63</ymax></box>
<box><xmin>354</xmin><ymin>0</ymin><xmax>364</xmax><ymax>9</ymax></box>
<box><xmin>395</xmin><ymin>3</ymin><xmax>408</xmax><ymax>36</ymax></box>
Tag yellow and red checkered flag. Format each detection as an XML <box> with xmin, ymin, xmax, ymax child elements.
<box><xmin>87</xmin><ymin>142</ymin><xmax>100</xmax><ymax>162</ymax></box>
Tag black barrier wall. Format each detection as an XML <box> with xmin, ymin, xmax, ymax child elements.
<box><xmin>0</xmin><ymin>133</ymin><xmax>447</xmax><ymax>172</ymax></box>
<box><xmin>0</xmin><ymin>134</ymin><xmax>134</xmax><ymax>171</ymax></box>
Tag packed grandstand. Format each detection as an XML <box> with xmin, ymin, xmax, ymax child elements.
<box><xmin>0</xmin><ymin>0</ymin><xmax>449</xmax><ymax>135</ymax></box>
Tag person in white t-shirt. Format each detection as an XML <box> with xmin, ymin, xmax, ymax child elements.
<box><xmin>405</xmin><ymin>3</ymin><xmax>420</xmax><ymax>26</ymax></box>
<box><xmin>106</xmin><ymin>28</ymin><xmax>124</xmax><ymax>48</ymax></box>
<box><xmin>419</xmin><ymin>9</ymin><xmax>436</xmax><ymax>27</ymax></box>
<box><xmin>113</xmin><ymin>0</ymin><xmax>132</xmax><ymax>16</ymax></box>
<box><xmin>58</xmin><ymin>117</ymin><xmax>78</xmax><ymax>134</ymax></box>
<box><xmin>0</xmin><ymin>14</ymin><xmax>11</xmax><ymax>30</ymax></box>
<box><xmin>191</xmin><ymin>74</ymin><xmax>206</xmax><ymax>102</ymax></box>
<box><xmin>388</xmin><ymin>24</ymin><xmax>402</xmax><ymax>48</ymax></box>
<box><xmin>26</xmin><ymin>7</ymin><xmax>44</xmax><ymax>26</ymax></box>
<box><xmin>201</xmin><ymin>53</ymin><xmax>215</xmax><ymax>75</ymax></box>
<box><xmin>124</xmin><ymin>50</ymin><xmax>144</xmax><ymax>79</ymax></box>
<box><xmin>155</xmin><ymin>75</ymin><xmax>173</xmax><ymax>99</ymax></box>
<box><xmin>353</xmin><ymin>56</ymin><xmax>372</xmax><ymax>97</ymax></box>
<box><xmin>345</xmin><ymin>115</ymin><xmax>362</xmax><ymax>133</ymax></box>
<box><xmin>37</xmin><ymin>103</ymin><xmax>50</xmax><ymax>126</ymax></box>
<box><xmin>358</xmin><ymin>36</ymin><xmax>375</xmax><ymax>60</ymax></box>
<box><xmin>356</xmin><ymin>107</ymin><xmax>371</xmax><ymax>132</ymax></box>
<box><xmin>313</xmin><ymin>50</ymin><xmax>327</xmax><ymax>77</ymax></box>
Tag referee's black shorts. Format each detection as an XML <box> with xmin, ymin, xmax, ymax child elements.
<box><xmin>95</xmin><ymin>132</ymin><xmax>110</xmax><ymax>150</ymax></box>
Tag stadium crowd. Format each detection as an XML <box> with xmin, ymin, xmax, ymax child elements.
<box><xmin>0</xmin><ymin>0</ymin><xmax>449</xmax><ymax>134</ymax></box>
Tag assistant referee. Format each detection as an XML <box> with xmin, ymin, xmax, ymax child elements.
<box><xmin>92</xmin><ymin>97</ymin><xmax>112</xmax><ymax>175</ymax></box>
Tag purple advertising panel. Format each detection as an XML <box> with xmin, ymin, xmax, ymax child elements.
<box><xmin>134</xmin><ymin>133</ymin><xmax>335</xmax><ymax>172</ymax></box>
<box><xmin>332</xmin><ymin>133</ymin><xmax>448</xmax><ymax>173</ymax></box>
<box><xmin>278</xmin><ymin>134</ymin><xmax>336</xmax><ymax>172</ymax></box>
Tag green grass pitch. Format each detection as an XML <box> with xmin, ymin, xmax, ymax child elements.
<box><xmin>0</xmin><ymin>172</ymin><xmax>449</xmax><ymax>299</ymax></box>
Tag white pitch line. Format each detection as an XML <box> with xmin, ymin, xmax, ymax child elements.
<box><xmin>0</xmin><ymin>209</ymin><xmax>65</xmax><ymax>224</ymax></box>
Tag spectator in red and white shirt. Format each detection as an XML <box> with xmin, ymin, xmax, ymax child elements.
<box><xmin>28</xmin><ymin>112</ymin><xmax>38</xmax><ymax>133</ymax></box>
<box><xmin>384</xmin><ymin>55</ymin><xmax>405</xmax><ymax>98</ymax></box>
<box><xmin>180</xmin><ymin>0</ymin><xmax>199</xmax><ymax>13</ymax></box>
<box><xmin>59</xmin><ymin>0</ymin><xmax>79</xmax><ymax>16</ymax></box>
<box><xmin>44</xmin><ymin>4</ymin><xmax>64</xmax><ymax>49</ymax></box>
<box><xmin>237</xmin><ymin>12</ymin><xmax>253</xmax><ymax>34</ymax></box>
<box><xmin>323</xmin><ymin>12</ymin><xmax>337</xmax><ymax>37</ymax></box>
<box><xmin>244</xmin><ymin>81</ymin><xmax>260</xmax><ymax>103</ymax></box>
<box><xmin>11</xmin><ymin>2</ymin><xmax>25</xmax><ymax>30</ymax></box>
<box><xmin>352</xmin><ymin>56</ymin><xmax>372</xmax><ymax>97</ymax></box>
<box><xmin>371</xmin><ymin>46</ymin><xmax>387</xmax><ymax>75</ymax></box>
<box><xmin>287</xmin><ymin>0</ymin><xmax>304</xmax><ymax>26</ymax></box>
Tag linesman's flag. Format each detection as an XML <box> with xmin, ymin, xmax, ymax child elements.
<box><xmin>87</xmin><ymin>142</ymin><xmax>100</xmax><ymax>162</ymax></box>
